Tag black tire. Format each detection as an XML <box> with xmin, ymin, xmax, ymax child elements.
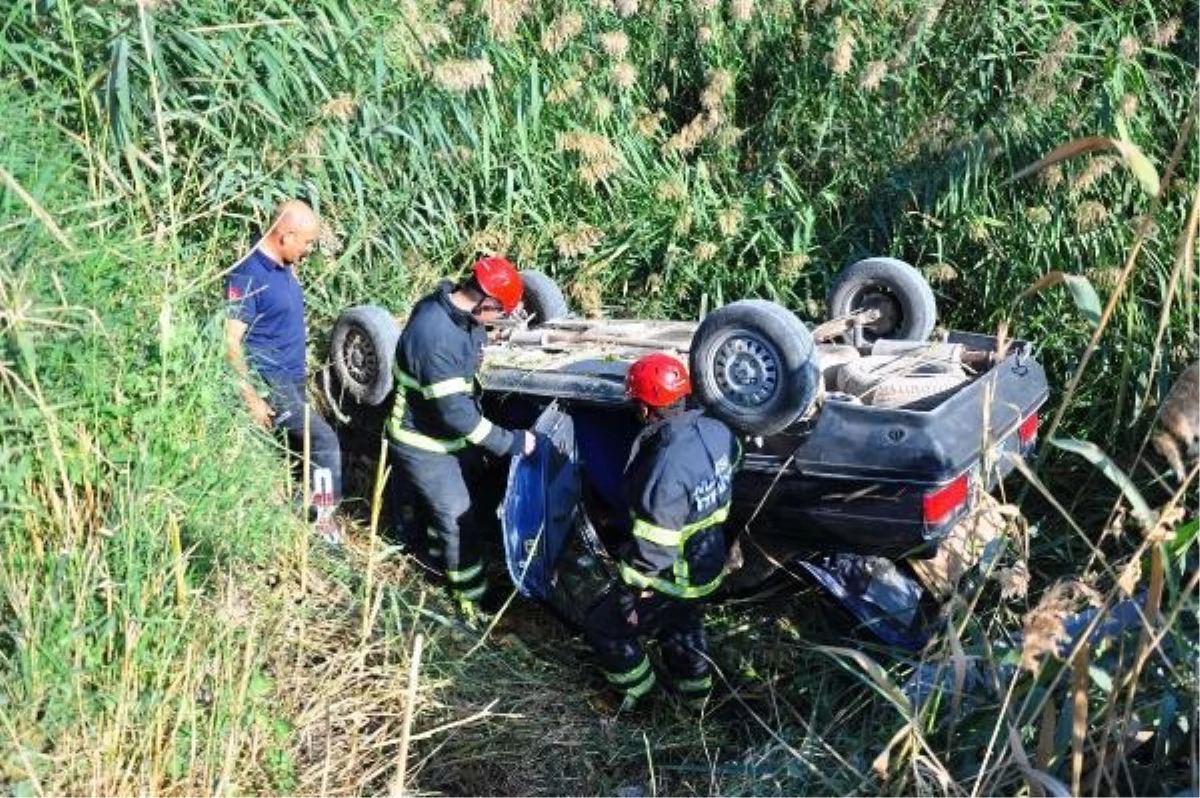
<box><xmin>827</xmin><ymin>257</ymin><xmax>937</xmax><ymax>343</ymax></box>
<box><xmin>330</xmin><ymin>305</ymin><xmax>401</xmax><ymax>406</ymax></box>
<box><xmin>519</xmin><ymin>270</ymin><xmax>570</xmax><ymax>328</ymax></box>
<box><xmin>690</xmin><ymin>299</ymin><xmax>821</xmax><ymax>436</ymax></box>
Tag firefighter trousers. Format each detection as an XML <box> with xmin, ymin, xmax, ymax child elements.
<box><xmin>387</xmin><ymin>441</ymin><xmax>488</xmax><ymax>604</ymax></box>
<box><xmin>583</xmin><ymin>586</ymin><xmax>713</xmax><ymax>708</ymax></box>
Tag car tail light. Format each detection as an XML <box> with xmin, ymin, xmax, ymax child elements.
<box><xmin>1018</xmin><ymin>414</ymin><xmax>1039</xmax><ymax>447</ymax></box>
<box><xmin>923</xmin><ymin>473</ymin><xmax>969</xmax><ymax>526</ymax></box>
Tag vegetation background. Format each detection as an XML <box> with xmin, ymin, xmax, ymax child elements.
<box><xmin>0</xmin><ymin>0</ymin><xmax>1196</xmax><ymax>794</ymax></box>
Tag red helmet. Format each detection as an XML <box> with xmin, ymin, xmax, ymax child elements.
<box><xmin>472</xmin><ymin>256</ymin><xmax>523</xmax><ymax>314</ymax></box>
<box><xmin>626</xmin><ymin>352</ymin><xmax>692</xmax><ymax>407</ymax></box>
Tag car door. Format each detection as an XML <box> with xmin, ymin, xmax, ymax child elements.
<box><xmin>502</xmin><ymin>402</ymin><xmax>582</xmax><ymax>600</ymax></box>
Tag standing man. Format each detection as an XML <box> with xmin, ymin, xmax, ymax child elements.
<box><xmin>584</xmin><ymin>353</ymin><xmax>741</xmax><ymax>712</ymax></box>
<box><xmin>388</xmin><ymin>257</ymin><xmax>536</xmax><ymax>618</ymax></box>
<box><xmin>224</xmin><ymin>199</ymin><xmax>344</xmax><ymax>544</ymax></box>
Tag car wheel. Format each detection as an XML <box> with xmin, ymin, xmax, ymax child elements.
<box><xmin>690</xmin><ymin>299</ymin><xmax>820</xmax><ymax>436</ymax></box>
<box><xmin>519</xmin><ymin>270</ymin><xmax>570</xmax><ymax>328</ymax></box>
<box><xmin>330</xmin><ymin>305</ymin><xmax>400</xmax><ymax>406</ymax></box>
<box><xmin>827</xmin><ymin>257</ymin><xmax>937</xmax><ymax>343</ymax></box>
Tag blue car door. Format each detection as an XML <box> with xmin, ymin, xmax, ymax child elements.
<box><xmin>502</xmin><ymin>403</ymin><xmax>582</xmax><ymax>600</ymax></box>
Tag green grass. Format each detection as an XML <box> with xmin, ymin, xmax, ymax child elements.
<box><xmin>0</xmin><ymin>0</ymin><xmax>1196</xmax><ymax>794</ymax></box>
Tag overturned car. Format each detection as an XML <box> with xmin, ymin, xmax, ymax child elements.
<box><xmin>323</xmin><ymin>258</ymin><xmax>1049</xmax><ymax>643</ymax></box>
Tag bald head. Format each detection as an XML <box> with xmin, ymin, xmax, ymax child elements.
<box><xmin>272</xmin><ymin>199</ymin><xmax>318</xmax><ymax>231</ymax></box>
<box><xmin>261</xmin><ymin>199</ymin><xmax>320</xmax><ymax>266</ymax></box>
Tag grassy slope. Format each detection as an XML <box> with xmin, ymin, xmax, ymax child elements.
<box><xmin>0</xmin><ymin>0</ymin><xmax>1196</xmax><ymax>794</ymax></box>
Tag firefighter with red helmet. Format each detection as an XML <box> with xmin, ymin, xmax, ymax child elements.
<box><xmin>387</xmin><ymin>257</ymin><xmax>536</xmax><ymax>618</ymax></box>
<box><xmin>584</xmin><ymin>352</ymin><xmax>742</xmax><ymax>711</ymax></box>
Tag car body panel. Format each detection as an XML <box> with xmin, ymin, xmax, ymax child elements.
<box><xmin>483</xmin><ymin>327</ymin><xmax>1047</xmax><ymax>559</ymax></box>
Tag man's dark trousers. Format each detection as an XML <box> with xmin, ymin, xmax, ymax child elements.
<box><xmin>264</xmin><ymin>377</ymin><xmax>343</xmax><ymax>511</ymax></box>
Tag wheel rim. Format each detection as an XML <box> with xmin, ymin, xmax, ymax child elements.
<box><xmin>853</xmin><ymin>286</ymin><xmax>903</xmax><ymax>338</ymax></box>
<box><xmin>712</xmin><ymin>331</ymin><xmax>781</xmax><ymax>409</ymax></box>
<box><xmin>343</xmin><ymin>326</ymin><xmax>380</xmax><ymax>388</ymax></box>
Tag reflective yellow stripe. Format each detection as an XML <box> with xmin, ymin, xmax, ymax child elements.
<box><xmin>618</xmin><ymin>563</ymin><xmax>722</xmax><ymax>599</ymax></box>
<box><xmin>631</xmin><ymin>504</ymin><xmax>730</xmax><ymax>548</ymax></box>
<box><xmin>456</xmin><ymin>583</ymin><xmax>486</xmax><ymax>601</ymax></box>
<box><xmin>387</xmin><ymin>387</ymin><xmax>408</xmax><ymax>440</ymax></box>
<box><xmin>675</xmin><ymin>675</ymin><xmax>712</xmax><ymax>693</ymax></box>
<box><xmin>395</xmin><ymin>368</ymin><xmax>472</xmax><ymax>399</ymax></box>
<box><xmin>623</xmin><ymin>504</ymin><xmax>730</xmax><ymax>597</ymax></box>
<box><xmin>424</xmin><ymin>377</ymin><xmax>471</xmax><ymax>398</ymax></box>
<box><xmin>630</xmin><ymin>519</ymin><xmax>681</xmax><ymax>548</ymax></box>
<box><xmin>465</xmin><ymin>418</ymin><xmax>494</xmax><ymax>444</ymax></box>
<box><xmin>607</xmin><ymin>656</ymin><xmax>652</xmax><ymax>686</ymax></box>
<box><xmin>674</xmin><ymin>557</ymin><xmax>690</xmax><ymax>585</ymax></box>
<box><xmin>625</xmin><ymin>669</ymin><xmax>657</xmax><ymax>699</ymax></box>
<box><xmin>391</xmin><ymin>427</ymin><xmax>468</xmax><ymax>453</ymax></box>
<box><xmin>389</xmin><ymin>368</ymin><xmax>488</xmax><ymax>451</ymax></box>
<box><xmin>447</xmin><ymin>562</ymin><xmax>483</xmax><ymax>584</ymax></box>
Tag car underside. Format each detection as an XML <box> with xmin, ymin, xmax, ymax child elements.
<box><xmin>320</xmin><ymin>257</ymin><xmax>1049</xmax><ymax>646</ymax></box>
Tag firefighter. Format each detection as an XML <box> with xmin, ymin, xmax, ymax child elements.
<box><xmin>584</xmin><ymin>352</ymin><xmax>742</xmax><ymax>711</ymax></box>
<box><xmin>387</xmin><ymin>257</ymin><xmax>536</xmax><ymax>618</ymax></box>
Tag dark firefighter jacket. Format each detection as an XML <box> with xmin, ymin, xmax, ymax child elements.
<box><xmin>619</xmin><ymin>408</ymin><xmax>742</xmax><ymax>599</ymax></box>
<box><xmin>388</xmin><ymin>281</ymin><xmax>522</xmax><ymax>458</ymax></box>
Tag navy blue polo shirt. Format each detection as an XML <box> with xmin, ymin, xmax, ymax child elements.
<box><xmin>225</xmin><ymin>248</ymin><xmax>307</xmax><ymax>381</ymax></box>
